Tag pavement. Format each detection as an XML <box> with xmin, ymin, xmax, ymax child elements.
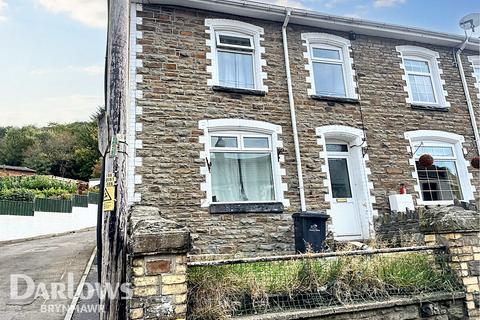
<box><xmin>0</xmin><ymin>229</ymin><xmax>96</xmax><ymax>320</ymax></box>
<box><xmin>71</xmin><ymin>254</ymin><xmax>100</xmax><ymax>320</ymax></box>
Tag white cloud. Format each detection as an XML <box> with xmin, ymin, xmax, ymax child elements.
<box><xmin>373</xmin><ymin>0</ymin><xmax>406</xmax><ymax>8</ymax></box>
<box><xmin>261</xmin><ymin>0</ymin><xmax>309</xmax><ymax>9</ymax></box>
<box><xmin>36</xmin><ymin>0</ymin><xmax>106</xmax><ymax>28</ymax></box>
<box><xmin>0</xmin><ymin>0</ymin><xmax>8</xmax><ymax>22</ymax></box>
<box><xmin>30</xmin><ymin>65</ymin><xmax>103</xmax><ymax>76</ymax></box>
<box><xmin>325</xmin><ymin>0</ymin><xmax>353</xmax><ymax>9</ymax></box>
<box><xmin>0</xmin><ymin>95</ymin><xmax>102</xmax><ymax>127</ymax></box>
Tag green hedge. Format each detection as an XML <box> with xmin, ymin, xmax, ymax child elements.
<box><xmin>0</xmin><ymin>200</ymin><xmax>34</xmax><ymax>216</ymax></box>
<box><xmin>0</xmin><ymin>188</ymin><xmax>36</xmax><ymax>201</ymax></box>
<box><xmin>0</xmin><ymin>175</ymin><xmax>77</xmax><ymax>193</ymax></box>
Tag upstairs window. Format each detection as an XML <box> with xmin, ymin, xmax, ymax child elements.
<box><xmin>312</xmin><ymin>45</ymin><xmax>347</xmax><ymax>97</ymax></box>
<box><xmin>216</xmin><ymin>32</ymin><xmax>255</xmax><ymax>89</ymax></box>
<box><xmin>468</xmin><ymin>56</ymin><xmax>480</xmax><ymax>99</ymax></box>
<box><xmin>397</xmin><ymin>46</ymin><xmax>449</xmax><ymax>108</ymax></box>
<box><xmin>205</xmin><ymin>19</ymin><xmax>267</xmax><ymax>92</ymax></box>
<box><xmin>302</xmin><ymin>33</ymin><xmax>358</xmax><ymax>99</ymax></box>
<box><xmin>404</xmin><ymin>58</ymin><xmax>437</xmax><ymax>103</ymax></box>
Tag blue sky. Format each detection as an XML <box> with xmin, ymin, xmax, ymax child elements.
<box><xmin>0</xmin><ymin>0</ymin><xmax>477</xmax><ymax>126</ymax></box>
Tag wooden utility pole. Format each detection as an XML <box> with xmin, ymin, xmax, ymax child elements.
<box><xmin>100</xmin><ymin>0</ymin><xmax>130</xmax><ymax>319</ymax></box>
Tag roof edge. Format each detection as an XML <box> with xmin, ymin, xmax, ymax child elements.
<box><xmin>138</xmin><ymin>0</ymin><xmax>479</xmax><ymax>51</ymax></box>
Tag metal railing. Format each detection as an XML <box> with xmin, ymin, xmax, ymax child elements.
<box><xmin>187</xmin><ymin>245</ymin><xmax>462</xmax><ymax>318</ymax></box>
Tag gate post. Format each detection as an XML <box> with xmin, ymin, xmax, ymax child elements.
<box><xmin>127</xmin><ymin>207</ymin><xmax>190</xmax><ymax>320</ymax></box>
<box><xmin>420</xmin><ymin>205</ymin><xmax>480</xmax><ymax>318</ymax></box>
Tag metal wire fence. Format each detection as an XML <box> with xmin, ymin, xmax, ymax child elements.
<box><xmin>187</xmin><ymin>246</ymin><xmax>463</xmax><ymax>319</ymax></box>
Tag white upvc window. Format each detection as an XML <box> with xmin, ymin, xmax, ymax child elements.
<box><xmin>199</xmin><ymin>119</ymin><xmax>286</xmax><ymax>207</ymax></box>
<box><xmin>205</xmin><ymin>19</ymin><xmax>267</xmax><ymax>92</ymax></box>
<box><xmin>405</xmin><ymin>130</ymin><xmax>475</xmax><ymax>206</ymax></box>
<box><xmin>302</xmin><ymin>33</ymin><xmax>358</xmax><ymax>99</ymax></box>
<box><xmin>468</xmin><ymin>55</ymin><xmax>480</xmax><ymax>100</ymax></box>
<box><xmin>404</xmin><ymin>58</ymin><xmax>437</xmax><ymax>103</ymax></box>
<box><xmin>209</xmin><ymin>132</ymin><xmax>276</xmax><ymax>203</ymax></box>
<box><xmin>311</xmin><ymin>44</ymin><xmax>347</xmax><ymax>97</ymax></box>
<box><xmin>397</xmin><ymin>46</ymin><xmax>449</xmax><ymax>108</ymax></box>
<box><xmin>413</xmin><ymin>142</ymin><xmax>463</xmax><ymax>203</ymax></box>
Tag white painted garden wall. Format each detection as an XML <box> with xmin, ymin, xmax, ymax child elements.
<box><xmin>0</xmin><ymin>204</ymin><xmax>97</xmax><ymax>241</ymax></box>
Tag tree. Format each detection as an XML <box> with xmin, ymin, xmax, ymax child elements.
<box><xmin>1</xmin><ymin>116</ymin><xmax>102</xmax><ymax>181</ymax></box>
<box><xmin>0</xmin><ymin>126</ymin><xmax>36</xmax><ymax>166</ymax></box>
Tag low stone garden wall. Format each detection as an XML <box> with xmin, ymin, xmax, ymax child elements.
<box><xmin>125</xmin><ymin>205</ymin><xmax>480</xmax><ymax>320</ymax></box>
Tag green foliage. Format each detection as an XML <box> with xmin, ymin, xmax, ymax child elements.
<box><xmin>0</xmin><ymin>175</ymin><xmax>76</xmax><ymax>193</ymax></box>
<box><xmin>188</xmin><ymin>253</ymin><xmax>459</xmax><ymax>319</ymax></box>
<box><xmin>0</xmin><ymin>117</ymin><xmax>102</xmax><ymax>181</ymax></box>
<box><xmin>0</xmin><ymin>188</ymin><xmax>36</xmax><ymax>201</ymax></box>
<box><xmin>0</xmin><ymin>176</ymin><xmax>76</xmax><ymax>200</ymax></box>
<box><xmin>0</xmin><ymin>126</ymin><xmax>37</xmax><ymax>166</ymax></box>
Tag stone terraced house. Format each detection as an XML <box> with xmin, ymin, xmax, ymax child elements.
<box><xmin>124</xmin><ymin>0</ymin><xmax>480</xmax><ymax>255</ymax></box>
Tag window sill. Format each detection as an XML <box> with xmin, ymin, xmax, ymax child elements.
<box><xmin>411</xmin><ymin>104</ymin><xmax>449</xmax><ymax>112</ymax></box>
<box><xmin>212</xmin><ymin>86</ymin><xmax>266</xmax><ymax>96</ymax></box>
<box><xmin>209</xmin><ymin>202</ymin><xmax>284</xmax><ymax>214</ymax></box>
<box><xmin>310</xmin><ymin>95</ymin><xmax>360</xmax><ymax>104</ymax></box>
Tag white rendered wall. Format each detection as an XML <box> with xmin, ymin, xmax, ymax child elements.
<box><xmin>0</xmin><ymin>204</ymin><xmax>97</xmax><ymax>241</ymax></box>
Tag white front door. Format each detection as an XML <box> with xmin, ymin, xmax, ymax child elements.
<box><xmin>326</xmin><ymin>142</ymin><xmax>364</xmax><ymax>240</ymax></box>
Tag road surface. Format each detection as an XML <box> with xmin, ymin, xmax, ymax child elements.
<box><xmin>0</xmin><ymin>229</ymin><xmax>96</xmax><ymax>320</ymax></box>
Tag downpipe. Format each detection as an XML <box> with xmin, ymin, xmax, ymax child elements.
<box><xmin>456</xmin><ymin>40</ymin><xmax>480</xmax><ymax>156</ymax></box>
<box><xmin>282</xmin><ymin>10</ymin><xmax>307</xmax><ymax>212</ymax></box>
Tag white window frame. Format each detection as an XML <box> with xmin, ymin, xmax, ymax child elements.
<box><xmin>205</xmin><ymin>19</ymin><xmax>267</xmax><ymax>92</ymax></box>
<box><xmin>405</xmin><ymin>130</ymin><xmax>475</xmax><ymax>206</ymax></box>
<box><xmin>199</xmin><ymin>119</ymin><xmax>286</xmax><ymax>207</ymax></box>
<box><xmin>302</xmin><ymin>33</ymin><xmax>358</xmax><ymax>99</ymax></box>
<box><xmin>412</xmin><ymin>141</ymin><xmax>463</xmax><ymax>205</ymax></box>
<box><xmin>403</xmin><ymin>57</ymin><xmax>438</xmax><ymax>104</ymax></box>
<box><xmin>468</xmin><ymin>55</ymin><xmax>480</xmax><ymax>100</ymax></box>
<box><xmin>396</xmin><ymin>46</ymin><xmax>450</xmax><ymax>108</ymax></box>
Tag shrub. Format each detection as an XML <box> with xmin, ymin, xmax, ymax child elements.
<box><xmin>0</xmin><ymin>175</ymin><xmax>76</xmax><ymax>193</ymax></box>
<box><xmin>187</xmin><ymin>252</ymin><xmax>459</xmax><ymax>319</ymax></box>
<box><xmin>0</xmin><ymin>188</ymin><xmax>36</xmax><ymax>201</ymax></box>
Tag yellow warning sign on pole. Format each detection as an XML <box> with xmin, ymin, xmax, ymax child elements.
<box><xmin>103</xmin><ymin>172</ymin><xmax>116</xmax><ymax>212</ymax></box>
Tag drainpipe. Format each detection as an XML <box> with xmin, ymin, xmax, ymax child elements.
<box><xmin>282</xmin><ymin>9</ymin><xmax>307</xmax><ymax>212</ymax></box>
<box><xmin>456</xmin><ymin>39</ymin><xmax>480</xmax><ymax>156</ymax></box>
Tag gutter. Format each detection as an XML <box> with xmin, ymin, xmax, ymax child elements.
<box><xmin>282</xmin><ymin>9</ymin><xmax>306</xmax><ymax>212</ymax></box>
<box><xmin>456</xmin><ymin>40</ymin><xmax>480</xmax><ymax>156</ymax></box>
<box><xmin>143</xmin><ymin>0</ymin><xmax>480</xmax><ymax>51</ymax></box>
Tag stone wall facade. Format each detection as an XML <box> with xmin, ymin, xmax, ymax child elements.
<box><xmin>132</xmin><ymin>3</ymin><xmax>480</xmax><ymax>254</ymax></box>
